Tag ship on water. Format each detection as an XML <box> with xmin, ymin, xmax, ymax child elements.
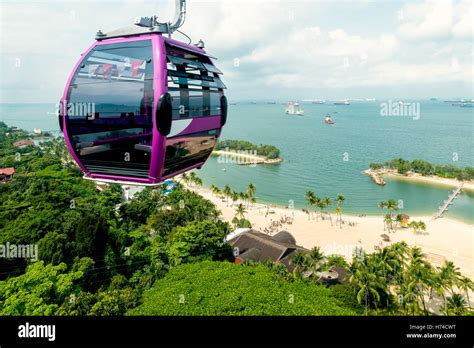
<box><xmin>324</xmin><ymin>114</ymin><xmax>335</xmax><ymax>124</ymax></box>
<box><xmin>285</xmin><ymin>102</ymin><xmax>304</xmax><ymax>115</ymax></box>
<box><xmin>334</xmin><ymin>100</ymin><xmax>350</xmax><ymax>105</ymax></box>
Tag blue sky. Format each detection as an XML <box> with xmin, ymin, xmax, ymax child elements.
<box><xmin>0</xmin><ymin>0</ymin><xmax>472</xmax><ymax>103</ymax></box>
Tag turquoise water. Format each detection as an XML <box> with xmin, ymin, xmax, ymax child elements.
<box><xmin>1</xmin><ymin>101</ymin><xmax>473</xmax><ymax>222</ymax></box>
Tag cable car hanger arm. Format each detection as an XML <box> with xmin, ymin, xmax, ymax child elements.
<box><xmin>96</xmin><ymin>0</ymin><xmax>187</xmax><ymax>40</ymax></box>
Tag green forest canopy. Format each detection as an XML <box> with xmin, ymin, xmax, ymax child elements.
<box><xmin>128</xmin><ymin>261</ymin><xmax>358</xmax><ymax>316</ymax></box>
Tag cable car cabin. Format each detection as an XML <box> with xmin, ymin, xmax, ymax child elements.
<box><xmin>61</xmin><ymin>34</ymin><xmax>227</xmax><ymax>185</ymax></box>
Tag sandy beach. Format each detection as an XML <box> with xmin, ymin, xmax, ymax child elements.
<box><xmin>364</xmin><ymin>168</ymin><xmax>474</xmax><ymax>191</ymax></box>
<box><xmin>189</xmin><ymin>185</ymin><xmax>474</xmax><ymax>279</ymax></box>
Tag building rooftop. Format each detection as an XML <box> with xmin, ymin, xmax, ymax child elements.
<box><xmin>228</xmin><ymin>230</ymin><xmax>307</xmax><ymax>271</ymax></box>
<box><xmin>0</xmin><ymin>168</ymin><xmax>15</xmax><ymax>176</ymax></box>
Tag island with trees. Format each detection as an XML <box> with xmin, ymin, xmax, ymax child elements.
<box><xmin>364</xmin><ymin>158</ymin><xmax>474</xmax><ymax>189</ymax></box>
<box><xmin>213</xmin><ymin>139</ymin><xmax>283</xmax><ymax>165</ymax></box>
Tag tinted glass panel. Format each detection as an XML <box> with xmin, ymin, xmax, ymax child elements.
<box><xmin>66</xmin><ymin>40</ymin><xmax>154</xmax><ymax>178</ymax></box>
<box><xmin>166</xmin><ymin>44</ymin><xmax>224</xmax><ymax>120</ymax></box>
<box><xmin>162</xmin><ymin>129</ymin><xmax>218</xmax><ymax>177</ymax></box>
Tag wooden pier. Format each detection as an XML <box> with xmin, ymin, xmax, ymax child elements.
<box><xmin>433</xmin><ymin>183</ymin><xmax>464</xmax><ymax>219</ymax></box>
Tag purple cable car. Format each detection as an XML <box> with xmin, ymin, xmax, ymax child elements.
<box><xmin>60</xmin><ymin>1</ymin><xmax>227</xmax><ymax>185</ymax></box>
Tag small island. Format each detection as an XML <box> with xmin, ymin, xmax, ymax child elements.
<box><xmin>364</xmin><ymin>158</ymin><xmax>474</xmax><ymax>190</ymax></box>
<box><xmin>213</xmin><ymin>139</ymin><xmax>283</xmax><ymax>166</ymax></box>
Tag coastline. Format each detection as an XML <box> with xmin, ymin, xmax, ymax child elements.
<box><xmin>364</xmin><ymin>168</ymin><xmax>474</xmax><ymax>191</ymax></box>
<box><xmin>185</xmin><ymin>183</ymin><xmax>474</xmax><ymax>279</ymax></box>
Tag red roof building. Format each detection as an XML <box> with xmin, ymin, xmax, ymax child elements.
<box><xmin>0</xmin><ymin>168</ymin><xmax>15</xmax><ymax>183</ymax></box>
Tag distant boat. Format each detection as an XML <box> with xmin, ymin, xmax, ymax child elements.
<box><xmin>430</xmin><ymin>98</ymin><xmax>438</xmax><ymax>101</ymax></box>
<box><xmin>324</xmin><ymin>114</ymin><xmax>335</xmax><ymax>124</ymax></box>
<box><xmin>334</xmin><ymin>100</ymin><xmax>350</xmax><ymax>105</ymax></box>
<box><xmin>251</xmin><ymin>101</ymin><xmax>257</xmax><ymax>104</ymax></box>
<box><xmin>312</xmin><ymin>100</ymin><xmax>326</xmax><ymax>104</ymax></box>
<box><xmin>267</xmin><ymin>101</ymin><xmax>276</xmax><ymax>104</ymax></box>
<box><xmin>285</xmin><ymin>103</ymin><xmax>304</xmax><ymax>115</ymax></box>
<box><xmin>365</xmin><ymin>98</ymin><xmax>376</xmax><ymax>102</ymax></box>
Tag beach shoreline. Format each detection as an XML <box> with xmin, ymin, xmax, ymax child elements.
<box><xmin>364</xmin><ymin>168</ymin><xmax>474</xmax><ymax>191</ymax></box>
<box><xmin>185</xmin><ymin>183</ymin><xmax>474</xmax><ymax>279</ymax></box>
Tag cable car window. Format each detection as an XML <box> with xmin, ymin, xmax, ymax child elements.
<box><xmin>162</xmin><ymin>129</ymin><xmax>218</xmax><ymax>177</ymax></box>
<box><xmin>166</xmin><ymin>44</ymin><xmax>225</xmax><ymax>120</ymax></box>
<box><xmin>66</xmin><ymin>39</ymin><xmax>154</xmax><ymax>178</ymax></box>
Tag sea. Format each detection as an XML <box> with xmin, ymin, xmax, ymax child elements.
<box><xmin>1</xmin><ymin>100</ymin><xmax>473</xmax><ymax>223</ymax></box>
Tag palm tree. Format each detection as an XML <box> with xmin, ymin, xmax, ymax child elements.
<box><xmin>223</xmin><ymin>185</ymin><xmax>232</xmax><ymax>207</ymax></box>
<box><xmin>305</xmin><ymin>191</ymin><xmax>316</xmax><ymax>220</ymax></box>
<box><xmin>290</xmin><ymin>251</ymin><xmax>307</xmax><ymax>280</ymax></box>
<box><xmin>408</xmin><ymin>221</ymin><xmax>419</xmax><ymax>234</ymax></box>
<box><xmin>378</xmin><ymin>199</ymin><xmax>399</xmax><ymax>231</ymax></box>
<box><xmin>304</xmin><ymin>247</ymin><xmax>325</xmax><ymax>277</ymax></box>
<box><xmin>440</xmin><ymin>261</ymin><xmax>462</xmax><ymax>296</ymax></box>
<box><xmin>247</xmin><ymin>183</ymin><xmax>256</xmax><ymax>207</ymax></box>
<box><xmin>350</xmin><ymin>264</ymin><xmax>384</xmax><ymax>315</ymax></box>
<box><xmin>210</xmin><ymin>184</ymin><xmax>218</xmax><ymax>196</ymax></box>
<box><xmin>445</xmin><ymin>294</ymin><xmax>468</xmax><ymax>315</ymax></box>
<box><xmin>194</xmin><ymin>177</ymin><xmax>202</xmax><ymax>188</ymax></box>
<box><xmin>188</xmin><ymin>171</ymin><xmax>197</xmax><ymax>187</ymax></box>
<box><xmin>323</xmin><ymin>197</ymin><xmax>332</xmax><ymax>224</ymax></box>
<box><xmin>417</xmin><ymin>221</ymin><xmax>426</xmax><ymax>234</ymax></box>
<box><xmin>230</xmin><ymin>191</ymin><xmax>239</xmax><ymax>206</ymax></box>
<box><xmin>235</xmin><ymin>203</ymin><xmax>247</xmax><ymax>219</ymax></box>
<box><xmin>238</xmin><ymin>191</ymin><xmax>247</xmax><ymax>205</ymax></box>
<box><xmin>314</xmin><ymin>197</ymin><xmax>327</xmax><ymax>219</ymax></box>
<box><xmin>181</xmin><ymin>172</ymin><xmax>189</xmax><ymax>185</ymax></box>
<box><xmin>457</xmin><ymin>276</ymin><xmax>474</xmax><ymax>309</ymax></box>
<box><xmin>335</xmin><ymin>193</ymin><xmax>345</xmax><ymax>228</ymax></box>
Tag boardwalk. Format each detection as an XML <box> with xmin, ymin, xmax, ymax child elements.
<box><xmin>433</xmin><ymin>183</ymin><xmax>464</xmax><ymax>219</ymax></box>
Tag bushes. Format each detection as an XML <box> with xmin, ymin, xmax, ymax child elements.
<box><xmin>128</xmin><ymin>261</ymin><xmax>357</xmax><ymax>316</ymax></box>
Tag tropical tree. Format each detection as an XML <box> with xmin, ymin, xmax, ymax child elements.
<box><xmin>230</xmin><ymin>191</ymin><xmax>239</xmax><ymax>206</ymax></box>
<box><xmin>247</xmin><ymin>183</ymin><xmax>256</xmax><ymax>207</ymax></box>
<box><xmin>445</xmin><ymin>294</ymin><xmax>468</xmax><ymax>315</ymax></box>
<box><xmin>304</xmin><ymin>191</ymin><xmax>316</xmax><ymax>220</ymax></box>
<box><xmin>234</xmin><ymin>203</ymin><xmax>247</xmax><ymax>220</ymax></box>
<box><xmin>210</xmin><ymin>185</ymin><xmax>219</xmax><ymax>196</ymax></box>
<box><xmin>223</xmin><ymin>185</ymin><xmax>232</xmax><ymax>207</ymax></box>
<box><xmin>458</xmin><ymin>276</ymin><xmax>474</xmax><ymax>309</ymax></box>
<box><xmin>188</xmin><ymin>172</ymin><xmax>197</xmax><ymax>187</ymax></box>
<box><xmin>350</xmin><ymin>261</ymin><xmax>385</xmax><ymax>315</ymax></box>
<box><xmin>378</xmin><ymin>199</ymin><xmax>399</xmax><ymax>231</ymax></box>
<box><xmin>290</xmin><ymin>251</ymin><xmax>307</xmax><ymax>280</ymax></box>
<box><xmin>335</xmin><ymin>194</ymin><xmax>345</xmax><ymax>228</ymax></box>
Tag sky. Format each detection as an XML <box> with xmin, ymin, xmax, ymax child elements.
<box><xmin>0</xmin><ymin>0</ymin><xmax>473</xmax><ymax>103</ymax></box>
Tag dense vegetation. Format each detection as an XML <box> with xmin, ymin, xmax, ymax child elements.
<box><xmin>215</xmin><ymin>139</ymin><xmax>281</xmax><ymax>159</ymax></box>
<box><xmin>128</xmin><ymin>261</ymin><xmax>358</xmax><ymax>316</ymax></box>
<box><xmin>369</xmin><ymin>158</ymin><xmax>474</xmax><ymax>180</ymax></box>
<box><xmin>0</xmin><ymin>122</ymin><xmax>472</xmax><ymax>316</ymax></box>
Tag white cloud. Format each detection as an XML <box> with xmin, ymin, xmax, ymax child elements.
<box><xmin>398</xmin><ymin>0</ymin><xmax>473</xmax><ymax>42</ymax></box>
